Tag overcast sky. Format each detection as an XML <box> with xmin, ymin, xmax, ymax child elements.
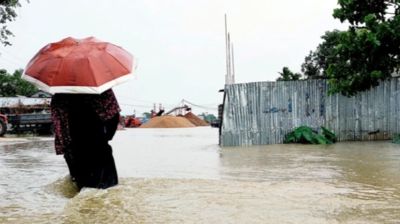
<box><xmin>0</xmin><ymin>0</ymin><xmax>346</xmax><ymax>115</ymax></box>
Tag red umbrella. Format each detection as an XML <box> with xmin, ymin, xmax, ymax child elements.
<box><xmin>23</xmin><ymin>37</ymin><xmax>135</xmax><ymax>94</ymax></box>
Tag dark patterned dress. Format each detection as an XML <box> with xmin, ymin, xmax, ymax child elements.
<box><xmin>51</xmin><ymin>89</ymin><xmax>120</xmax><ymax>189</ymax></box>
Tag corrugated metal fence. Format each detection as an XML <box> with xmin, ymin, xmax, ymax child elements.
<box><xmin>220</xmin><ymin>79</ymin><xmax>400</xmax><ymax>146</ymax></box>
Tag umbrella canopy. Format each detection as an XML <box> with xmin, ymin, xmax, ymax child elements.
<box><xmin>23</xmin><ymin>37</ymin><xmax>135</xmax><ymax>94</ymax></box>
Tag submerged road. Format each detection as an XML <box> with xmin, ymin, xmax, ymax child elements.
<box><xmin>0</xmin><ymin>127</ymin><xmax>399</xmax><ymax>223</ymax></box>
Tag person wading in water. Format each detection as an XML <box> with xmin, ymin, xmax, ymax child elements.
<box><xmin>51</xmin><ymin>89</ymin><xmax>120</xmax><ymax>190</ymax></box>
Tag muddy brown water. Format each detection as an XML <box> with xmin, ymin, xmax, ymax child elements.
<box><xmin>0</xmin><ymin>127</ymin><xmax>399</xmax><ymax>223</ymax></box>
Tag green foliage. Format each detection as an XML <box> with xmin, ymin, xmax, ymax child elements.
<box><xmin>276</xmin><ymin>67</ymin><xmax>302</xmax><ymax>81</ymax></box>
<box><xmin>301</xmin><ymin>51</ymin><xmax>322</xmax><ymax>79</ymax></box>
<box><xmin>284</xmin><ymin>126</ymin><xmax>337</xmax><ymax>145</ymax></box>
<box><xmin>392</xmin><ymin>133</ymin><xmax>400</xmax><ymax>144</ymax></box>
<box><xmin>333</xmin><ymin>0</ymin><xmax>390</xmax><ymax>25</ymax></box>
<box><xmin>301</xmin><ymin>1</ymin><xmax>400</xmax><ymax>96</ymax></box>
<box><xmin>321</xmin><ymin>126</ymin><xmax>337</xmax><ymax>143</ymax></box>
<box><xmin>301</xmin><ymin>30</ymin><xmax>343</xmax><ymax>80</ymax></box>
<box><xmin>0</xmin><ymin>69</ymin><xmax>38</xmax><ymax>96</ymax></box>
<box><xmin>325</xmin><ymin>26</ymin><xmax>395</xmax><ymax>96</ymax></box>
<box><xmin>0</xmin><ymin>0</ymin><xmax>22</xmax><ymax>46</ymax></box>
<box><xmin>199</xmin><ymin>113</ymin><xmax>217</xmax><ymax>123</ymax></box>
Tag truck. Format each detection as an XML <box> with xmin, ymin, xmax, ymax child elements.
<box><xmin>5</xmin><ymin>113</ymin><xmax>53</xmax><ymax>135</ymax></box>
<box><xmin>0</xmin><ymin>97</ymin><xmax>53</xmax><ymax>136</ymax></box>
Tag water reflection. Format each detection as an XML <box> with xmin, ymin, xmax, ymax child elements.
<box><xmin>0</xmin><ymin>128</ymin><xmax>399</xmax><ymax>223</ymax></box>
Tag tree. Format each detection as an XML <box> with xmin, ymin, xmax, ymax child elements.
<box><xmin>0</xmin><ymin>69</ymin><xmax>38</xmax><ymax>96</ymax></box>
<box><xmin>0</xmin><ymin>0</ymin><xmax>22</xmax><ymax>46</ymax></box>
<box><xmin>199</xmin><ymin>113</ymin><xmax>217</xmax><ymax>123</ymax></box>
<box><xmin>301</xmin><ymin>51</ymin><xmax>322</xmax><ymax>79</ymax></box>
<box><xmin>301</xmin><ymin>30</ymin><xmax>343</xmax><ymax>80</ymax></box>
<box><xmin>278</xmin><ymin>1</ymin><xmax>400</xmax><ymax>95</ymax></box>
<box><xmin>332</xmin><ymin>0</ymin><xmax>396</xmax><ymax>25</ymax></box>
<box><xmin>276</xmin><ymin>67</ymin><xmax>302</xmax><ymax>81</ymax></box>
<box><xmin>301</xmin><ymin>0</ymin><xmax>400</xmax><ymax>96</ymax></box>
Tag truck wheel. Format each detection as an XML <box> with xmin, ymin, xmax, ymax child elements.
<box><xmin>0</xmin><ymin>119</ymin><xmax>7</xmax><ymax>137</ymax></box>
<box><xmin>38</xmin><ymin>123</ymin><xmax>54</xmax><ymax>135</ymax></box>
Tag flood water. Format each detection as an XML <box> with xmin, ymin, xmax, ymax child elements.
<box><xmin>0</xmin><ymin>127</ymin><xmax>400</xmax><ymax>223</ymax></box>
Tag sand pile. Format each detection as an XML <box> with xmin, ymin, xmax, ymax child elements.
<box><xmin>184</xmin><ymin>112</ymin><xmax>209</xmax><ymax>126</ymax></box>
<box><xmin>139</xmin><ymin>115</ymin><xmax>196</xmax><ymax>128</ymax></box>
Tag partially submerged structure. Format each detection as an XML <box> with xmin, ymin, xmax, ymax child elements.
<box><xmin>220</xmin><ymin>79</ymin><xmax>400</xmax><ymax>146</ymax></box>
